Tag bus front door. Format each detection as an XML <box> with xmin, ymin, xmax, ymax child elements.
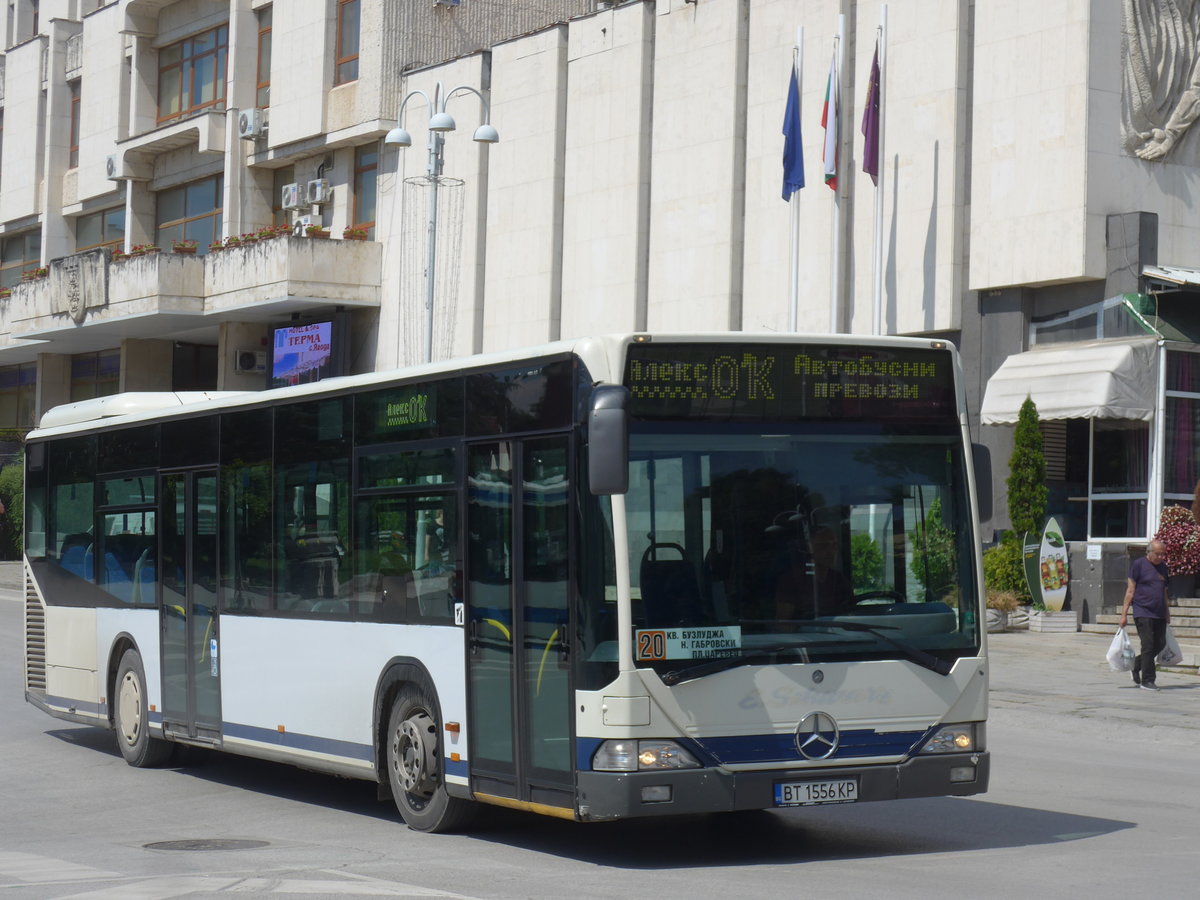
<box><xmin>159</xmin><ymin>470</ymin><xmax>222</xmax><ymax>744</ymax></box>
<box><xmin>466</xmin><ymin>438</ymin><xmax>574</xmax><ymax>813</ymax></box>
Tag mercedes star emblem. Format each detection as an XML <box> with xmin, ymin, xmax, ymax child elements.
<box><xmin>795</xmin><ymin>710</ymin><xmax>840</xmax><ymax>760</ymax></box>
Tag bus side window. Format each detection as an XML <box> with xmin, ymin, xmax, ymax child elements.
<box><xmin>274</xmin><ymin>399</ymin><xmax>351</xmax><ymax>617</ymax></box>
<box><xmin>48</xmin><ymin>436</ymin><xmax>96</xmax><ymax>585</ymax></box>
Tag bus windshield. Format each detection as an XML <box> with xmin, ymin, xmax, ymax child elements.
<box><xmin>626</xmin><ymin>424</ymin><xmax>979</xmax><ymax>674</ymax></box>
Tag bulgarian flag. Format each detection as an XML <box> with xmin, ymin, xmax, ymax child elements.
<box><xmin>821</xmin><ymin>51</ymin><xmax>839</xmax><ymax>190</ymax></box>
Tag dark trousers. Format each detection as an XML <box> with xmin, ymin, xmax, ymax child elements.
<box><xmin>1134</xmin><ymin>617</ymin><xmax>1168</xmax><ymax>684</ymax></box>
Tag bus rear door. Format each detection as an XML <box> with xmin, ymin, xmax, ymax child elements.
<box><xmin>159</xmin><ymin>469</ymin><xmax>222</xmax><ymax>744</ymax></box>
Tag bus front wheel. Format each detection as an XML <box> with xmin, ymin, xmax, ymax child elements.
<box><xmin>386</xmin><ymin>684</ymin><xmax>472</xmax><ymax>833</ymax></box>
<box><xmin>114</xmin><ymin>648</ymin><xmax>174</xmax><ymax>768</ymax></box>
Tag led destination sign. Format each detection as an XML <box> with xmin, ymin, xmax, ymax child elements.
<box><xmin>625</xmin><ymin>343</ymin><xmax>956</xmax><ymax>421</ymax></box>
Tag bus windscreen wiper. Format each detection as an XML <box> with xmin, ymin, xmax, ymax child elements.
<box><xmin>660</xmin><ymin>643</ymin><xmax>809</xmax><ymax>686</ymax></box>
<box><xmin>659</xmin><ymin>621</ymin><xmax>952</xmax><ymax>685</ymax></box>
<box><xmin>820</xmin><ymin>620</ymin><xmax>953</xmax><ymax>676</ymax></box>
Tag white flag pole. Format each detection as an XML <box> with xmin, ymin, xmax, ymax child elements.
<box><xmin>789</xmin><ymin>26</ymin><xmax>803</xmax><ymax>332</ymax></box>
<box><xmin>830</xmin><ymin>13</ymin><xmax>844</xmax><ymax>334</ymax></box>
<box><xmin>872</xmin><ymin>5</ymin><xmax>888</xmax><ymax>336</ymax></box>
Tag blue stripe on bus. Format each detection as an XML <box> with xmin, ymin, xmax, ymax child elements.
<box><xmin>576</xmin><ymin>737</ymin><xmax>605</xmax><ymax>770</ymax></box>
<box><xmin>445</xmin><ymin>757</ymin><xmax>468</xmax><ymax>779</ymax></box>
<box><xmin>45</xmin><ymin>694</ymin><xmax>104</xmax><ymax>717</ymax></box>
<box><xmin>696</xmin><ymin>728</ymin><xmax>928</xmax><ymax>764</ymax></box>
<box><xmin>222</xmin><ymin>721</ymin><xmax>375</xmax><ymax>762</ymax></box>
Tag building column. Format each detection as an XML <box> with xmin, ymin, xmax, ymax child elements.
<box><xmin>120</xmin><ymin>339</ymin><xmax>173</xmax><ymax>392</ymax></box>
<box><xmin>34</xmin><ymin>353</ymin><xmax>72</xmax><ymax>422</ymax></box>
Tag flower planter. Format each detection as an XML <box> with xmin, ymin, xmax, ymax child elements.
<box><xmin>306</xmin><ymin>230</ymin><xmax>330</xmax><ymax>239</ymax></box>
<box><xmin>1170</xmin><ymin>573</ymin><xmax>1196</xmax><ymax>599</ymax></box>
<box><xmin>173</xmin><ymin>246</ymin><xmax>197</xmax><ymax>255</ymax></box>
<box><xmin>986</xmin><ymin>609</ymin><xmax>1009</xmax><ymax>633</ymax></box>
<box><xmin>1029</xmin><ymin>609</ymin><xmax>1076</xmax><ymax>633</ymax></box>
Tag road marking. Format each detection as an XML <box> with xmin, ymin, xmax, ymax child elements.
<box><xmin>55</xmin><ymin>871</ymin><xmax>482</xmax><ymax>898</ymax></box>
<box><xmin>0</xmin><ymin>851</ymin><xmax>118</xmax><ymax>884</ymax></box>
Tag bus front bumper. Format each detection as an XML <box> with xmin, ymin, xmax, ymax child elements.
<box><xmin>575</xmin><ymin>751</ymin><xmax>989</xmax><ymax>821</ymax></box>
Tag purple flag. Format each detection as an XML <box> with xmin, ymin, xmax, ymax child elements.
<box><xmin>861</xmin><ymin>44</ymin><xmax>880</xmax><ymax>185</ymax></box>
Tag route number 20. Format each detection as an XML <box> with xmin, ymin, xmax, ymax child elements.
<box><xmin>637</xmin><ymin>630</ymin><xmax>667</xmax><ymax>661</ymax></box>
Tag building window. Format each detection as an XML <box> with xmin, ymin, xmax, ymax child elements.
<box><xmin>156</xmin><ymin>174</ymin><xmax>223</xmax><ymax>253</ymax></box>
<box><xmin>353</xmin><ymin>144</ymin><xmax>377</xmax><ymax>238</ymax></box>
<box><xmin>256</xmin><ymin>6</ymin><xmax>272</xmax><ymax>108</ymax></box>
<box><xmin>71</xmin><ymin>350</ymin><xmax>120</xmax><ymax>403</ymax></box>
<box><xmin>158</xmin><ymin>24</ymin><xmax>229</xmax><ymax>124</ymax></box>
<box><xmin>335</xmin><ymin>0</ymin><xmax>360</xmax><ymax>85</ymax></box>
<box><xmin>272</xmin><ymin>166</ymin><xmax>295</xmax><ymax>227</ymax></box>
<box><xmin>0</xmin><ymin>363</ymin><xmax>37</xmax><ymax>428</ymax></box>
<box><xmin>68</xmin><ymin>82</ymin><xmax>81</xmax><ymax>168</ymax></box>
<box><xmin>75</xmin><ymin>207</ymin><xmax>126</xmax><ymax>252</ymax></box>
<box><xmin>0</xmin><ymin>231</ymin><xmax>41</xmax><ymax>290</ymax></box>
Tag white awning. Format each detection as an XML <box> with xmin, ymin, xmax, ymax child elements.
<box><xmin>980</xmin><ymin>337</ymin><xmax>1159</xmax><ymax>425</ymax></box>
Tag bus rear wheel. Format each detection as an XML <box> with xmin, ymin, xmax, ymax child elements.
<box><xmin>386</xmin><ymin>684</ymin><xmax>473</xmax><ymax>833</ymax></box>
<box><xmin>114</xmin><ymin>648</ymin><xmax>174</xmax><ymax>768</ymax></box>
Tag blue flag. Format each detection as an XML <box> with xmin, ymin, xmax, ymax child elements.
<box><xmin>782</xmin><ymin>67</ymin><xmax>805</xmax><ymax>200</ymax></box>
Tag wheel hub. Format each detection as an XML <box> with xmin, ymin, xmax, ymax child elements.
<box><xmin>118</xmin><ymin>671</ymin><xmax>141</xmax><ymax>745</ymax></box>
<box><xmin>393</xmin><ymin>711</ymin><xmax>437</xmax><ymax>796</ymax></box>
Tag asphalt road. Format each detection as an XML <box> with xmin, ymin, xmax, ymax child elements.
<box><xmin>2</xmin><ymin>583</ymin><xmax>1197</xmax><ymax>899</ymax></box>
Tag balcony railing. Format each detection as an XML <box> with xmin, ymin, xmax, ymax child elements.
<box><xmin>2</xmin><ymin>239</ymin><xmax>382</xmax><ymax>352</ymax></box>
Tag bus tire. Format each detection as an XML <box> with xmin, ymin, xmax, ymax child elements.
<box><xmin>385</xmin><ymin>683</ymin><xmax>473</xmax><ymax>833</ymax></box>
<box><xmin>114</xmin><ymin>648</ymin><xmax>174</xmax><ymax>768</ymax></box>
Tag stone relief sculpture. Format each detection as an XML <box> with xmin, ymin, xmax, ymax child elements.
<box><xmin>1123</xmin><ymin>0</ymin><xmax>1200</xmax><ymax>161</ymax></box>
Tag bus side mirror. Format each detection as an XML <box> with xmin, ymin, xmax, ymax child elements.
<box><xmin>589</xmin><ymin>385</ymin><xmax>629</xmax><ymax>495</ymax></box>
<box><xmin>972</xmin><ymin>442</ymin><xmax>992</xmax><ymax>524</ymax></box>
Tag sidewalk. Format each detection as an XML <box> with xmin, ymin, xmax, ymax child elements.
<box><xmin>988</xmin><ymin>630</ymin><xmax>1200</xmax><ymax>742</ymax></box>
<box><xmin>0</xmin><ymin>560</ymin><xmax>21</xmax><ymax>591</ymax></box>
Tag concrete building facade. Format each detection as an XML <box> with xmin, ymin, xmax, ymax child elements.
<box><xmin>4</xmin><ymin>0</ymin><xmax>1200</xmax><ymax>572</ymax></box>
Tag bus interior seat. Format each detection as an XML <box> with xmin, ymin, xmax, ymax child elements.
<box><xmin>132</xmin><ymin>548</ymin><xmax>156</xmax><ymax>605</ymax></box>
<box><xmin>640</xmin><ymin>542</ymin><xmax>705</xmax><ymax>626</ymax></box>
<box><xmin>104</xmin><ymin>552</ymin><xmax>134</xmax><ymax>602</ymax></box>
<box><xmin>60</xmin><ymin>539</ymin><xmax>93</xmax><ymax>579</ymax></box>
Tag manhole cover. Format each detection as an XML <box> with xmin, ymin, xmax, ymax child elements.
<box><xmin>144</xmin><ymin>839</ymin><xmax>269</xmax><ymax>852</ymax></box>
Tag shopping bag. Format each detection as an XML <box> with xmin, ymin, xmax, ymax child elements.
<box><xmin>1106</xmin><ymin>627</ymin><xmax>1135</xmax><ymax>672</ymax></box>
<box><xmin>1157</xmin><ymin>625</ymin><xmax>1184</xmax><ymax>667</ymax></box>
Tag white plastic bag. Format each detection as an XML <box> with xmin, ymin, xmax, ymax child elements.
<box><xmin>1157</xmin><ymin>626</ymin><xmax>1184</xmax><ymax>667</ymax></box>
<box><xmin>1107</xmin><ymin>627</ymin><xmax>1135</xmax><ymax>672</ymax></box>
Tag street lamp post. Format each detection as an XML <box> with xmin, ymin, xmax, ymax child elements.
<box><xmin>385</xmin><ymin>82</ymin><xmax>499</xmax><ymax>364</ymax></box>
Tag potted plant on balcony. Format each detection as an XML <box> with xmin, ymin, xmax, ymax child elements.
<box><xmin>112</xmin><ymin>248</ymin><xmax>129</xmax><ymax>262</ymax></box>
<box><xmin>305</xmin><ymin>223</ymin><xmax>330</xmax><ymax>239</ymax></box>
<box><xmin>0</xmin><ymin>288</ymin><xmax>11</xmax><ymax>299</ymax></box>
<box><xmin>341</xmin><ymin>224</ymin><xmax>370</xmax><ymax>241</ymax></box>
<box><xmin>258</xmin><ymin>224</ymin><xmax>290</xmax><ymax>240</ymax></box>
<box><xmin>208</xmin><ymin>240</ymin><xmax>224</xmax><ymax>254</ymax></box>
<box><xmin>223</xmin><ymin>235</ymin><xmax>242</xmax><ymax>249</ymax></box>
<box><xmin>238</xmin><ymin>232</ymin><xmax>259</xmax><ymax>245</ymax></box>
<box><xmin>172</xmin><ymin>239</ymin><xmax>198</xmax><ymax>255</ymax></box>
<box><xmin>129</xmin><ymin>244</ymin><xmax>159</xmax><ymax>257</ymax></box>
<box><xmin>22</xmin><ymin>267</ymin><xmax>49</xmax><ymax>282</ymax></box>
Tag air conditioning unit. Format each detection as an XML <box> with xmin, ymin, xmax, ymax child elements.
<box><xmin>281</xmin><ymin>182</ymin><xmax>305</xmax><ymax>210</ymax></box>
<box><xmin>293</xmin><ymin>214</ymin><xmax>315</xmax><ymax>236</ymax></box>
<box><xmin>238</xmin><ymin>108</ymin><xmax>267</xmax><ymax>140</ymax></box>
<box><xmin>105</xmin><ymin>154</ymin><xmax>128</xmax><ymax>180</ymax></box>
<box><xmin>307</xmin><ymin>179</ymin><xmax>331</xmax><ymax>204</ymax></box>
<box><xmin>234</xmin><ymin>350</ymin><xmax>267</xmax><ymax>374</ymax></box>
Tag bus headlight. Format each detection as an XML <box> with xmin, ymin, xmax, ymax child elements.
<box><xmin>592</xmin><ymin>740</ymin><xmax>701</xmax><ymax>771</ymax></box>
<box><xmin>920</xmin><ymin>723</ymin><xmax>976</xmax><ymax>754</ymax></box>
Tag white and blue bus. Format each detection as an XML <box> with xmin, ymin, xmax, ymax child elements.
<box><xmin>22</xmin><ymin>333</ymin><xmax>990</xmax><ymax>831</ymax></box>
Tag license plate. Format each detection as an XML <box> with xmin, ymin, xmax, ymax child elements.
<box><xmin>774</xmin><ymin>778</ymin><xmax>859</xmax><ymax>807</ymax></box>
